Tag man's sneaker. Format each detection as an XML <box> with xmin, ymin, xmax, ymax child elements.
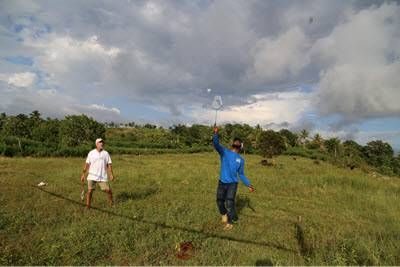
<box><xmin>223</xmin><ymin>223</ymin><xmax>233</xmax><ymax>231</ymax></box>
<box><xmin>221</xmin><ymin>214</ymin><xmax>228</xmax><ymax>224</ymax></box>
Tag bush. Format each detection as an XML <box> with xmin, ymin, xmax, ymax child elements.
<box><xmin>0</xmin><ymin>142</ymin><xmax>5</xmax><ymax>155</ymax></box>
<box><xmin>0</xmin><ymin>136</ymin><xmax>58</xmax><ymax>157</ymax></box>
<box><xmin>59</xmin><ymin>115</ymin><xmax>105</xmax><ymax>147</ymax></box>
<box><xmin>284</xmin><ymin>146</ymin><xmax>311</xmax><ymax>158</ymax></box>
<box><xmin>363</xmin><ymin>140</ymin><xmax>394</xmax><ymax>167</ymax></box>
<box><xmin>258</xmin><ymin>130</ymin><xmax>286</xmax><ymax>158</ymax></box>
<box><xmin>3</xmin><ymin>145</ymin><xmax>18</xmax><ymax>157</ymax></box>
<box><xmin>378</xmin><ymin>165</ymin><xmax>394</xmax><ymax>176</ymax></box>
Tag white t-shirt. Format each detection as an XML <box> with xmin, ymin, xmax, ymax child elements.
<box><xmin>86</xmin><ymin>149</ymin><xmax>112</xmax><ymax>181</ymax></box>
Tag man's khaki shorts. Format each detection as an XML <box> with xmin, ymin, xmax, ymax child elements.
<box><xmin>88</xmin><ymin>180</ymin><xmax>110</xmax><ymax>191</ymax></box>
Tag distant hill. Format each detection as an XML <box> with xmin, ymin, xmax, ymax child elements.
<box><xmin>1</xmin><ymin>111</ymin><xmax>399</xmax><ymax>177</ymax></box>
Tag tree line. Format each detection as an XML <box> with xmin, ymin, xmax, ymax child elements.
<box><xmin>0</xmin><ymin>111</ymin><xmax>105</xmax><ymax>157</ymax></box>
<box><xmin>0</xmin><ymin>111</ymin><xmax>399</xmax><ymax>176</ymax></box>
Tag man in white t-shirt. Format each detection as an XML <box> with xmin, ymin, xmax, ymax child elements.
<box><xmin>80</xmin><ymin>138</ymin><xmax>115</xmax><ymax>209</ymax></box>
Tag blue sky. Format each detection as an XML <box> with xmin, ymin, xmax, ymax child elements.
<box><xmin>0</xmin><ymin>0</ymin><xmax>399</xmax><ymax>150</ymax></box>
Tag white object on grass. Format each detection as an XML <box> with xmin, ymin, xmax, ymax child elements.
<box><xmin>37</xmin><ymin>182</ymin><xmax>47</xmax><ymax>187</ymax></box>
<box><xmin>80</xmin><ymin>190</ymin><xmax>85</xmax><ymax>201</ymax></box>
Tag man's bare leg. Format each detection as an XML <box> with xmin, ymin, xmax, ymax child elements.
<box><xmin>86</xmin><ymin>189</ymin><xmax>93</xmax><ymax>209</ymax></box>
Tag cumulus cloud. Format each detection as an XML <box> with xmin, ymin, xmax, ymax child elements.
<box><xmin>0</xmin><ymin>86</ymin><xmax>123</xmax><ymax>122</ymax></box>
<box><xmin>313</xmin><ymin>3</ymin><xmax>400</xmax><ymax>121</ymax></box>
<box><xmin>191</xmin><ymin>90</ymin><xmax>312</xmax><ymax>126</ymax></box>
<box><xmin>248</xmin><ymin>27</ymin><xmax>311</xmax><ymax>83</ymax></box>
<box><xmin>0</xmin><ymin>0</ymin><xmax>399</xmax><ymax>142</ymax></box>
<box><xmin>87</xmin><ymin>104</ymin><xmax>120</xmax><ymax>115</ymax></box>
<box><xmin>0</xmin><ymin>72</ymin><xmax>37</xmax><ymax>87</ymax></box>
<box><xmin>24</xmin><ymin>34</ymin><xmax>120</xmax><ymax>95</ymax></box>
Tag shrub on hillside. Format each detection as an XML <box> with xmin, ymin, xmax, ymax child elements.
<box><xmin>258</xmin><ymin>130</ymin><xmax>286</xmax><ymax>158</ymax></box>
<box><xmin>59</xmin><ymin>115</ymin><xmax>105</xmax><ymax>147</ymax></box>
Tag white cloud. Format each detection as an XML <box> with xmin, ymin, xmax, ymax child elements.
<box><xmin>312</xmin><ymin>3</ymin><xmax>400</xmax><ymax>120</ymax></box>
<box><xmin>0</xmin><ymin>72</ymin><xmax>37</xmax><ymax>87</ymax></box>
<box><xmin>316</xmin><ymin>63</ymin><xmax>400</xmax><ymax>119</ymax></box>
<box><xmin>0</xmin><ymin>86</ymin><xmax>123</xmax><ymax>122</ymax></box>
<box><xmin>88</xmin><ymin>104</ymin><xmax>121</xmax><ymax>115</ymax></box>
<box><xmin>191</xmin><ymin>90</ymin><xmax>311</xmax><ymax>126</ymax></box>
<box><xmin>248</xmin><ymin>26</ymin><xmax>311</xmax><ymax>83</ymax></box>
<box><xmin>25</xmin><ymin>34</ymin><xmax>120</xmax><ymax>93</ymax></box>
<box><xmin>1</xmin><ymin>0</ymin><xmax>399</xmax><ymax>144</ymax></box>
<box><xmin>141</xmin><ymin>1</ymin><xmax>163</xmax><ymax>22</ymax></box>
<box><xmin>31</xmin><ymin>34</ymin><xmax>120</xmax><ymax>65</ymax></box>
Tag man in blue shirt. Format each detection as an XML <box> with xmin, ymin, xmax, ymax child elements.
<box><xmin>213</xmin><ymin>126</ymin><xmax>255</xmax><ymax>231</ymax></box>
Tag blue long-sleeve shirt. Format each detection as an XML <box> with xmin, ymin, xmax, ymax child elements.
<box><xmin>213</xmin><ymin>133</ymin><xmax>251</xmax><ymax>186</ymax></box>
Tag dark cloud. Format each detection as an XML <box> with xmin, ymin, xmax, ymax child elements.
<box><xmin>0</xmin><ymin>0</ymin><xmax>398</xmax><ymax>128</ymax></box>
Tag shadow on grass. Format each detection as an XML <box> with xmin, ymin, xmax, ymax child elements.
<box><xmin>115</xmin><ymin>187</ymin><xmax>159</xmax><ymax>202</ymax></box>
<box><xmin>255</xmin><ymin>258</ymin><xmax>274</xmax><ymax>266</ymax></box>
<box><xmin>294</xmin><ymin>221</ymin><xmax>313</xmax><ymax>259</ymax></box>
<box><xmin>236</xmin><ymin>195</ymin><xmax>256</xmax><ymax>216</ymax></box>
<box><xmin>33</xmin><ymin>186</ymin><xmax>296</xmax><ymax>253</ymax></box>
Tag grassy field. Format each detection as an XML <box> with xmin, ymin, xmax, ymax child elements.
<box><xmin>1</xmin><ymin>153</ymin><xmax>400</xmax><ymax>265</ymax></box>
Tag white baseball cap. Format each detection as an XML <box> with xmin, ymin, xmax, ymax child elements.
<box><xmin>95</xmin><ymin>138</ymin><xmax>104</xmax><ymax>145</ymax></box>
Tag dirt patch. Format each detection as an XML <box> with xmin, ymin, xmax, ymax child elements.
<box><xmin>175</xmin><ymin>241</ymin><xmax>195</xmax><ymax>260</ymax></box>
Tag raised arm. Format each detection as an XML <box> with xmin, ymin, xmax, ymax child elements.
<box><xmin>212</xmin><ymin>127</ymin><xmax>224</xmax><ymax>155</ymax></box>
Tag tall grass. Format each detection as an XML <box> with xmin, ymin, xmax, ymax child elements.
<box><xmin>1</xmin><ymin>153</ymin><xmax>399</xmax><ymax>265</ymax></box>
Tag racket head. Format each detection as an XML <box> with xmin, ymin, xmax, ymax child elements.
<box><xmin>211</xmin><ymin>95</ymin><xmax>223</xmax><ymax>110</ymax></box>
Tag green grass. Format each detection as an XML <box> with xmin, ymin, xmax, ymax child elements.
<box><xmin>1</xmin><ymin>153</ymin><xmax>400</xmax><ymax>265</ymax></box>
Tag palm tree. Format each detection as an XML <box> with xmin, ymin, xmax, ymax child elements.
<box><xmin>299</xmin><ymin>129</ymin><xmax>309</xmax><ymax>147</ymax></box>
<box><xmin>312</xmin><ymin>133</ymin><xmax>324</xmax><ymax>150</ymax></box>
<box><xmin>29</xmin><ymin>110</ymin><xmax>42</xmax><ymax>126</ymax></box>
<box><xmin>325</xmin><ymin>138</ymin><xmax>341</xmax><ymax>158</ymax></box>
<box><xmin>252</xmin><ymin>124</ymin><xmax>263</xmax><ymax>149</ymax></box>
